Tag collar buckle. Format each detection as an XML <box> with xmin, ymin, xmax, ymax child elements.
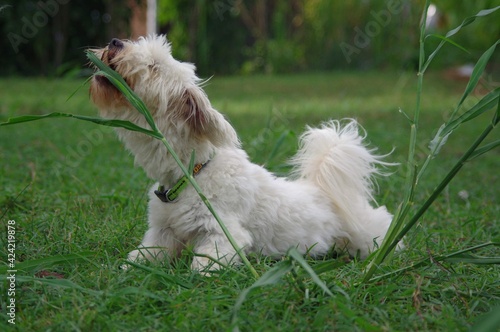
<box><xmin>154</xmin><ymin>186</ymin><xmax>176</xmax><ymax>203</ymax></box>
<box><xmin>155</xmin><ymin>160</ymin><xmax>210</xmax><ymax>203</ymax></box>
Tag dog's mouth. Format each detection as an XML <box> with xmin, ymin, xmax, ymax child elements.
<box><xmin>94</xmin><ymin>38</ymin><xmax>124</xmax><ymax>85</ymax></box>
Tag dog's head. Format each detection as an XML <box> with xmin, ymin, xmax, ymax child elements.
<box><xmin>89</xmin><ymin>35</ymin><xmax>238</xmax><ymax>148</ymax></box>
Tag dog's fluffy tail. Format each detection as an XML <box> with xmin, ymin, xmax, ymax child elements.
<box><xmin>291</xmin><ymin>119</ymin><xmax>394</xmax><ymax>255</ymax></box>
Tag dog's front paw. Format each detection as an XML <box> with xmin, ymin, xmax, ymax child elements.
<box><xmin>120</xmin><ymin>249</ymin><xmax>144</xmax><ymax>270</ymax></box>
<box><xmin>191</xmin><ymin>255</ymin><xmax>225</xmax><ymax>276</ymax></box>
<box><xmin>191</xmin><ymin>256</ymin><xmax>213</xmax><ymax>270</ymax></box>
<box><xmin>127</xmin><ymin>249</ymin><xmax>143</xmax><ymax>262</ymax></box>
<box><xmin>120</xmin><ymin>262</ymin><xmax>131</xmax><ymax>271</ymax></box>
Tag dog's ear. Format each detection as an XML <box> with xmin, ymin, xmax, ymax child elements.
<box><xmin>181</xmin><ymin>87</ymin><xmax>239</xmax><ymax>147</ymax></box>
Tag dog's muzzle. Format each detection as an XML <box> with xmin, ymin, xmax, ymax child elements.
<box><xmin>94</xmin><ymin>38</ymin><xmax>124</xmax><ymax>86</ymax></box>
<box><xmin>106</xmin><ymin>38</ymin><xmax>124</xmax><ymax>65</ymax></box>
<box><xmin>109</xmin><ymin>38</ymin><xmax>124</xmax><ymax>51</ymax></box>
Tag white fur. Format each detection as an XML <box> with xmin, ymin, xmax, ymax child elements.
<box><xmin>90</xmin><ymin>35</ymin><xmax>400</xmax><ymax>271</ymax></box>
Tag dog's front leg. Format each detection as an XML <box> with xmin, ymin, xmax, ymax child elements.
<box><xmin>191</xmin><ymin>232</ymin><xmax>237</xmax><ymax>271</ymax></box>
<box><xmin>127</xmin><ymin>226</ymin><xmax>183</xmax><ymax>264</ymax></box>
<box><xmin>191</xmin><ymin>222</ymin><xmax>252</xmax><ymax>272</ymax></box>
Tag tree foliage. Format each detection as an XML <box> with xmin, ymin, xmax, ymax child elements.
<box><xmin>0</xmin><ymin>0</ymin><xmax>498</xmax><ymax>76</ymax></box>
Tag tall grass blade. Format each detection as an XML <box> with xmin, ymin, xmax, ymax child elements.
<box><xmin>469</xmin><ymin>98</ymin><xmax>500</xmax><ymax>160</ymax></box>
<box><xmin>443</xmin><ymin>88</ymin><xmax>500</xmax><ymax>135</ymax></box>
<box><xmin>444</xmin><ymin>255</ymin><xmax>500</xmax><ymax>265</ymax></box>
<box><xmin>452</xmin><ymin>40</ymin><xmax>499</xmax><ymax>116</ymax></box>
<box><xmin>383</xmin><ymin>0</ymin><xmax>432</xmax><ymax>276</ymax></box>
<box><xmin>422</xmin><ymin>6</ymin><xmax>500</xmax><ymax>73</ymax></box>
<box><xmin>421</xmin><ymin>87</ymin><xmax>499</xmax><ymax>181</ymax></box>
<box><xmin>368</xmin><ymin>242</ymin><xmax>499</xmax><ymax>282</ymax></box>
<box><xmin>425</xmin><ymin>34</ymin><xmax>470</xmax><ymax>54</ymax></box>
<box><xmin>362</xmin><ymin>163</ymin><xmax>416</xmax><ymax>282</ymax></box>
<box><xmin>0</xmin><ymin>112</ymin><xmax>161</xmax><ymax>138</ymax></box>
<box><xmin>469</xmin><ymin>140</ymin><xmax>500</xmax><ymax>160</ymax></box>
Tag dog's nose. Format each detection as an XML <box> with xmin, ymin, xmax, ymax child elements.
<box><xmin>109</xmin><ymin>38</ymin><xmax>124</xmax><ymax>50</ymax></box>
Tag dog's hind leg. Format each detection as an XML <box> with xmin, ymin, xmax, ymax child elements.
<box><xmin>290</xmin><ymin>120</ymin><xmax>397</xmax><ymax>257</ymax></box>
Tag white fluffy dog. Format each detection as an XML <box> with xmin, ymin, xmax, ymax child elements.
<box><xmin>90</xmin><ymin>35</ymin><xmax>396</xmax><ymax>271</ymax></box>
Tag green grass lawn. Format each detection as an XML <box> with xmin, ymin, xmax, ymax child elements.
<box><xmin>0</xmin><ymin>71</ymin><xmax>499</xmax><ymax>331</ymax></box>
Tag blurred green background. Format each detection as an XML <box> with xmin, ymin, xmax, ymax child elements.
<box><xmin>1</xmin><ymin>0</ymin><xmax>499</xmax><ymax>77</ymax></box>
